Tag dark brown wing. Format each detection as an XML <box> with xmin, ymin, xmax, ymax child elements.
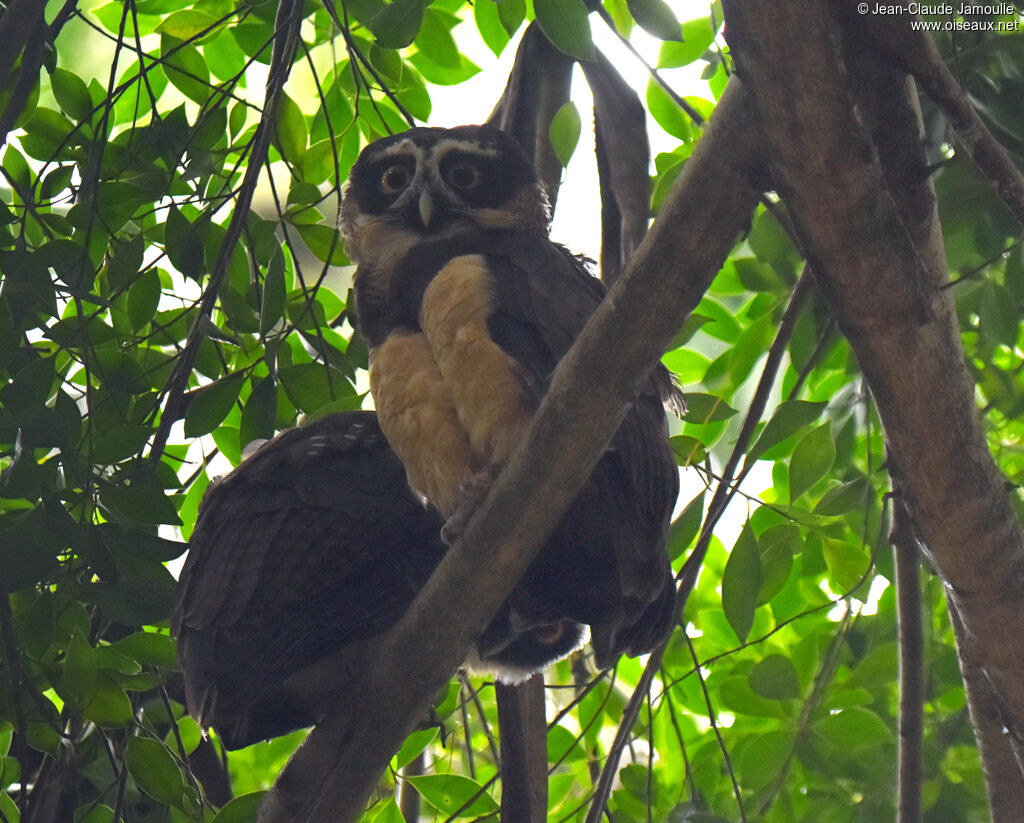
<box><xmin>482</xmin><ymin>231</ymin><xmax>680</xmax><ymax>666</ymax></box>
<box><xmin>173</xmin><ymin>410</ymin><xmax>586</xmax><ymax>747</ymax></box>
<box><xmin>172</xmin><ymin>411</ymin><xmax>445</xmax><ymax>749</ymax></box>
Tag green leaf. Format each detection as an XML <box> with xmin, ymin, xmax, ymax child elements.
<box><xmin>185</xmin><ymin>375</ymin><xmax>244</xmax><ymax>438</ymax></box>
<box><xmin>496</xmin><ymin>0</ymin><xmax>526</xmax><ymax>36</ymax></box>
<box><xmin>161</xmin><ymin>36</ymin><xmax>211</xmax><ymax>105</ymax></box>
<box><xmin>111</xmin><ymin>632</ymin><xmax>180</xmax><ymax>669</ymax></box>
<box><xmin>50</xmin><ymin>68</ymin><xmax>93</xmax><ymax>121</ymax></box>
<box><xmin>549</xmin><ymin>101</ymin><xmax>581</xmax><ymax>167</ymax></box>
<box><xmin>240</xmin><ymin>376</ymin><xmax>277</xmax><ymax>449</ymax></box>
<box><xmin>733</xmin><ymin>257</ymin><xmax>786</xmax><ymax>293</ymax></box>
<box><xmin>415</xmin><ymin>10</ymin><xmax>461</xmax><ymax>68</ymax></box>
<box><xmin>749</xmin><ymin>654</ymin><xmax>802</xmax><ymax>700</ymax></box>
<box><xmin>815</xmin><ymin>708</ymin><xmax>892</xmax><ymax>752</ymax></box>
<box><xmin>77</xmin><ymin>803</ymin><xmax>116</xmax><ymax>823</ymax></box>
<box><xmin>107</xmin><ymin>234</ymin><xmax>146</xmax><ymax>291</ymax></box>
<box><xmin>814</xmin><ymin>477</ymin><xmax>871</xmax><ymax>516</ymax></box>
<box><xmin>682</xmin><ymin>392</ymin><xmax>737</xmax><ymax>424</ymax></box>
<box><xmin>823</xmin><ymin>538</ymin><xmax>870</xmax><ymax>592</ymax></box>
<box><xmin>155</xmin><ymin>9</ymin><xmax>221</xmax><ymax>39</ymax></box>
<box><xmin>739</xmin><ymin>730</ymin><xmax>797</xmax><ymax>789</ymax></box>
<box><xmin>62</xmin><ymin>631</ymin><xmax>98</xmax><ymax>706</ymax></box>
<box><xmin>474</xmin><ymin>0</ymin><xmax>512</xmax><ymax>56</ymax></box>
<box><xmin>626</xmin><ymin>0</ymin><xmax>681</xmax><ymax>41</ymax></box>
<box><xmin>279</xmin><ymin>363</ymin><xmax>355</xmax><ymax>413</ymax></box>
<box><xmin>82</xmin><ymin>676</ymin><xmax>134</xmax><ymax>727</ymax></box>
<box><xmin>99</xmin><ymin>485</ymin><xmax>182</xmax><ymax>526</ymax></box>
<box><xmin>407</xmin><ymin>52</ymin><xmax>480</xmax><ymax>86</ymax></box>
<box><xmin>126</xmin><ymin>737</ymin><xmax>188</xmax><ymax>808</ymax></box>
<box><xmin>275</xmin><ymin>93</ymin><xmax>307</xmax><ymax>167</ymax></box>
<box><xmin>665</xmin><ymin>491</ymin><xmax>704</xmax><ymax>561</ymax></box>
<box><xmin>646</xmin><ymin>79</ymin><xmax>693</xmax><ymax>141</ymax></box>
<box><xmin>721</xmin><ymin>525</ymin><xmax>760</xmax><ymax>643</ymax></box>
<box><xmin>126</xmin><ymin>268</ymin><xmax>162</xmax><ymax>330</ymax></box>
<box><xmin>670</xmin><ymin>434</ymin><xmax>707</xmax><ymax>466</ymax></box>
<box><xmin>210</xmin><ymin>792</ymin><xmax>268</xmax><ymax>823</ymax></box>
<box><xmin>757</xmin><ymin>525</ymin><xmax>796</xmax><ymax>605</ymax></box>
<box><xmin>260</xmin><ymin>249</ymin><xmax>287</xmax><ymax>334</ymax></box>
<box><xmin>393</xmin><ymin>727</ymin><xmax>439</xmax><ymax>770</ymax></box>
<box><xmin>980</xmin><ymin>281</ymin><xmax>1020</xmax><ymax>347</ymax></box>
<box><xmin>789</xmin><ymin>423</ymin><xmax>835</xmax><ymax>502</ymax></box>
<box><xmin>367</xmin><ymin>799</ymin><xmax>406</xmax><ymax>823</ymax></box>
<box><xmin>534</xmin><ymin>0</ymin><xmax>595</xmax><ymax>61</ymax></box>
<box><xmin>90</xmin><ymin>424</ymin><xmax>155</xmax><ymax>464</ymax></box>
<box><xmin>658</xmin><ymin>16</ymin><xmax>718</xmax><ymax>67</ymax></box>
<box><xmin>165</xmin><ymin>206</ymin><xmax>205</xmax><ymax>280</ymax></box>
<box><xmin>297</xmin><ymin>223</ymin><xmax>346</xmax><ymax>265</ymax></box>
<box><xmin>748</xmin><ymin>400</ymin><xmax>827</xmax><ymax>461</ymax></box>
<box><xmin>405</xmin><ymin>774</ymin><xmax>499</xmax><ymax>816</ymax></box>
<box><xmin>78</xmin><ymin>579</ymin><xmax>177</xmax><ymax>625</ymax></box>
<box><xmin>370</xmin><ymin>0</ymin><xmax>428</xmax><ymax>48</ymax></box>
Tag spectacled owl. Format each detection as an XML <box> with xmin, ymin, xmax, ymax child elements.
<box><xmin>172</xmin><ymin>411</ymin><xmax>585</xmax><ymax>749</ymax></box>
<box><xmin>341</xmin><ymin>125</ymin><xmax>680</xmax><ymax>668</ymax></box>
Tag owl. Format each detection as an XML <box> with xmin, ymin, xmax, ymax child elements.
<box><xmin>172</xmin><ymin>411</ymin><xmax>585</xmax><ymax>749</ymax></box>
<box><xmin>341</xmin><ymin>124</ymin><xmax>680</xmax><ymax>668</ymax></box>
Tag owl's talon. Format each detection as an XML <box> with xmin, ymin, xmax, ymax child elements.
<box><xmin>441</xmin><ymin>464</ymin><xmax>502</xmax><ymax>546</ymax></box>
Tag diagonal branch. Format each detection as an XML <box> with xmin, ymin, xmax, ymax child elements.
<box><xmin>256</xmin><ymin>76</ymin><xmax>766</xmax><ymax>823</ymax></box>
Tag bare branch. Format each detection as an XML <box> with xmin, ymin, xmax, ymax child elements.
<box><xmin>891</xmin><ymin>495</ymin><xmax>924</xmax><ymax>823</ymax></box>
<box><xmin>495</xmin><ymin>676</ymin><xmax>547</xmax><ymax>821</ymax></box>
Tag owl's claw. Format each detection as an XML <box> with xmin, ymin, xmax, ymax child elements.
<box><xmin>441</xmin><ymin>464</ymin><xmax>503</xmax><ymax>546</ymax></box>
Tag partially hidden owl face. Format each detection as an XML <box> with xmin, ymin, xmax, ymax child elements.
<box><xmin>340</xmin><ymin>124</ymin><xmax>549</xmax><ymax>268</ymax></box>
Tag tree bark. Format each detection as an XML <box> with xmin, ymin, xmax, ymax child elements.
<box><xmin>256</xmin><ymin>77</ymin><xmax>766</xmax><ymax>823</ymax></box>
<box><xmin>722</xmin><ymin>0</ymin><xmax>1024</xmax><ymax>815</ymax></box>
<box><xmin>496</xmin><ymin>676</ymin><xmax>548</xmax><ymax>822</ymax></box>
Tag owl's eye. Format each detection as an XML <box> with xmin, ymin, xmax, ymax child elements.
<box><xmin>380</xmin><ymin>165</ymin><xmax>411</xmax><ymax>195</ymax></box>
<box><xmin>446</xmin><ymin>161</ymin><xmax>481</xmax><ymax>191</ymax></box>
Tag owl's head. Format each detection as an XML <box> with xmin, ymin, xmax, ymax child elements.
<box><xmin>340</xmin><ymin>125</ymin><xmax>550</xmax><ymax>267</ymax></box>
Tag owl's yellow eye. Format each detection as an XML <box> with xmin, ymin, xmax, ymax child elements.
<box><xmin>380</xmin><ymin>165</ymin><xmax>411</xmax><ymax>194</ymax></box>
<box><xmin>446</xmin><ymin>161</ymin><xmax>481</xmax><ymax>191</ymax></box>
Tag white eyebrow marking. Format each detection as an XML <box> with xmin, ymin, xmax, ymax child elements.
<box><xmin>431</xmin><ymin>138</ymin><xmax>501</xmax><ymax>161</ymax></box>
<box><xmin>377</xmin><ymin>139</ymin><xmax>426</xmax><ymax>161</ymax></box>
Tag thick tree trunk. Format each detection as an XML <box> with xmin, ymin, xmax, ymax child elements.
<box><xmin>722</xmin><ymin>1</ymin><xmax>1024</xmax><ymax>817</ymax></box>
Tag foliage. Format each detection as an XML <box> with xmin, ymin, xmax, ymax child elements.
<box><xmin>0</xmin><ymin>0</ymin><xmax>1021</xmax><ymax>821</ymax></box>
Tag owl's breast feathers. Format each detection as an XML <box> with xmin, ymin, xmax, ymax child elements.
<box><xmin>356</xmin><ymin>228</ymin><xmax>680</xmax><ymax>664</ymax></box>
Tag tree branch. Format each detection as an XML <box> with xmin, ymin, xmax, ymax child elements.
<box><xmin>723</xmin><ymin>0</ymin><xmax>1024</xmax><ymax>813</ymax></box>
<box><xmin>891</xmin><ymin>495</ymin><xmax>924</xmax><ymax>823</ymax></box>
<box><xmin>256</xmin><ymin>76</ymin><xmax>765</xmax><ymax>823</ymax></box>
<box><xmin>495</xmin><ymin>676</ymin><xmax>547</xmax><ymax>822</ymax></box>
<box><xmin>848</xmin><ymin>2</ymin><xmax>1024</xmax><ymax>230</ymax></box>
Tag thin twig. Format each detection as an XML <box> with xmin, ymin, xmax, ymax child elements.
<box><xmin>148</xmin><ymin>0</ymin><xmax>304</xmax><ymax>463</ymax></box>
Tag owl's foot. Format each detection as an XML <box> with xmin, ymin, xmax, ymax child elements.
<box><xmin>441</xmin><ymin>464</ymin><xmax>502</xmax><ymax>546</ymax></box>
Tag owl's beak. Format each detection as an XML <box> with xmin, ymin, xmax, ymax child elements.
<box><xmin>418</xmin><ymin>189</ymin><xmax>434</xmax><ymax>229</ymax></box>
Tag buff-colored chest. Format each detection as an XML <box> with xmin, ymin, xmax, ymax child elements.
<box><xmin>369</xmin><ymin>254</ymin><xmax>534</xmax><ymax>514</ymax></box>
